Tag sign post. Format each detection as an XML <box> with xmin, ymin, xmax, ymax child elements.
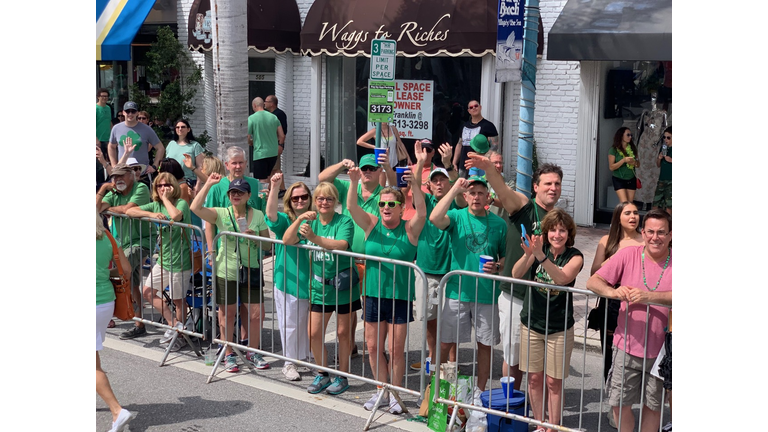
<box><xmin>368</xmin><ymin>39</ymin><xmax>397</xmax><ymax>151</ymax></box>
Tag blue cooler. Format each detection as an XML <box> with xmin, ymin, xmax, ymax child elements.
<box><xmin>480</xmin><ymin>389</ymin><xmax>528</xmax><ymax>432</ymax></box>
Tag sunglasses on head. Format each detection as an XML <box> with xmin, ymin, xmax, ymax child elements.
<box><xmin>378</xmin><ymin>201</ymin><xmax>402</xmax><ymax>208</ymax></box>
<box><xmin>361</xmin><ymin>166</ymin><xmax>379</xmax><ymax>172</ymax></box>
<box><xmin>290</xmin><ymin>193</ymin><xmax>310</xmax><ymax>203</ymax></box>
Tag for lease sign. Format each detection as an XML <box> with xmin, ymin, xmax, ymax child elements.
<box><xmin>370</xmin><ymin>79</ymin><xmax>434</xmax><ymax>140</ymax></box>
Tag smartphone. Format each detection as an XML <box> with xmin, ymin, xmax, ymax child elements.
<box><xmin>521</xmin><ymin>224</ymin><xmax>530</xmax><ymax>247</ymax></box>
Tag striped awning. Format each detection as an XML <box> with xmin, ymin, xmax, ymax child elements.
<box><xmin>97</xmin><ymin>0</ymin><xmax>157</xmax><ymax>61</ymax></box>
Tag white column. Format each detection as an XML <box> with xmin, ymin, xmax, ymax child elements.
<box><xmin>481</xmin><ymin>54</ymin><xmax>504</xmax><ymax>145</ymax></box>
<box><xmin>574</xmin><ymin>61</ymin><xmax>599</xmax><ymax>226</ymax></box>
<box><xmin>204</xmin><ymin>52</ymin><xmax>217</xmax><ymax>147</ymax></box>
<box><xmin>275</xmin><ymin>52</ymin><xmax>294</xmax><ymax>176</ymax></box>
<box><xmin>310</xmin><ymin>56</ymin><xmax>322</xmax><ymax>182</ymax></box>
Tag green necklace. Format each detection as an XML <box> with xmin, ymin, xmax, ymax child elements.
<box><xmin>641</xmin><ymin>247</ymin><xmax>670</xmax><ymax>291</ymax></box>
<box><xmin>380</xmin><ymin>222</ymin><xmax>403</xmax><ymax>255</ymax></box>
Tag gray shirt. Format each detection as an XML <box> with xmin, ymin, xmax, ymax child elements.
<box><xmin>109</xmin><ymin>122</ymin><xmax>161</xmax><ymax>166</ymax></box>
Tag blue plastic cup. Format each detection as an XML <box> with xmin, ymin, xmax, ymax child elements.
<box><xmin>373</xmin><ymin>148</ymin><xmax>387</xmax><ymax>165</ymax></box>
<box><xmin>396</xmin><ymin>167</ymin><xmax>408</xmax><ymax>187</ymax></box>
<box><xmin>469</xmin><ymin>167</ymin><xmax>486</xmax><ymax>177</ymax></box>
<box><xmin>479</xmin><ymin>255</ymin><xmax>493</xmax><ymax>273</ymax></box>
<box><xmin>500</xmin><ymin>376</ymin><xmax>515</xmax><ymax>397</ymax></box>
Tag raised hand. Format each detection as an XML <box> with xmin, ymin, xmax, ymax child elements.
<box><xmin>414</xmin><ymin>141</ymin><xmax>428</xmax><ymax>165</ymax></box>
<box><xmin>298</xmin><ymin>211</ymin><xmax>317</xmax><ymax>222</ymax></box>
<box><xmin>452</xmin><ymin>177</ymin><xmax>469</xmax><ymax>194</ymax></box>
<box><xmin>438</xmin><ymin>142</ymin><xmax>453</xmax><ymax>167</ymax></box>
<box><xmin>466</xmin><ymin>152</ymin><xmax>493</xmax><ymax>171</ymax></box>
<box><xmin>182</xmin><ymin>153</ymin><xmax>195</xmax><ymax>169</ymax></box>
<box><xmin>520</xmin><ymin>233</ymin><xmax>536</xmax><ymax>256</ymax></box>
<box><xmin>348</xmin><ymin>167</ymin><xmax>362</xmax><ymax>183</ymax></box>
<box><xmin>376</xmin><ymin>148</ymin><xmax>389</xmax><ymax>166</ymax></box>
<box><xmin>123</xmin><ymin>137</ymin><xmax>136</xmax><ymax>155</ymax></box>
<box><xmin>207</xmin><ymin>172</ymin><xmax>222</xmax><ymax>186</ymax></box>
<box><xmin>340</xmin><ymin>159</ymin><xmax>356</xmax><ymax>170</ymax></box>
<box><xmin>270</xmin><ymin>172</ymin><xmax>283</xmax><ymax>189</ymax></box>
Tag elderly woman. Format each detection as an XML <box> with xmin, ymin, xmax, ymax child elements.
<box><xmin>512</xmin><ymin>208</ymin><xmax>583</xmax><ymax>432</ymax></box>
<box><xmin>285</xmin><ymin>181</ymin><xmax>359</xmax><ymax>396</ymax></box>
<box><xmin>264</xmin><ymin>173</ymin><xmax>313</xmax><ymax>382</ymax></box>
<box><xmin>96</xmin><ymin>210</ymin><xmax>137</xmax><ymax>431</ymax></box>
<box><xmin>346</xmin><ymin>143</ymin><xmax>428</xmax><ymax>414</ymax></box>
<box><xmin>191</xmin><ymin>173</ymin><xmax>271</xmax><ymax>373</ymax></box>
<box><xmin>126</xmin><ymin>172</ymin><xmax>193</xmax><ymax>352</ymax></box>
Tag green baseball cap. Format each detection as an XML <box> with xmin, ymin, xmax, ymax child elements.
<box><xmin>359</xmin><ymin>154</ymin><xmax>379</xmax><ymax>168</ymax></box>
<box><xmin>467</xmin><ymin>175</ymin><xmax>488</xmax><ymax>188</ymax></box>
<box><xmin>470</xmin><ymin>134</ymin><xmax>489</xmax><ymax>153</ymax></box>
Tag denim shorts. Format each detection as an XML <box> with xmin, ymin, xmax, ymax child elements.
<box><xmin>364</xmin><ymin>296</ymin><xmax>414</xmax><ymax>324</ymax></box>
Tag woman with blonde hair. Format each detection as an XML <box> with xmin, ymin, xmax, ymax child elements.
<box><xmin>126</xmin><ymin>172</ymin><xmax>193</xmax><ymax>351</ymax></box>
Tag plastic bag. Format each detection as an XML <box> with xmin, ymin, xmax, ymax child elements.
<box><xmin>466</xmin><ymin>386</ymin><xmax>487</xmax><ymax>432</ymax></box>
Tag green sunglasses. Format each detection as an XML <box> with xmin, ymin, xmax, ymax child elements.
<box><xmin>378</xmin><ymin>201</ymin><xmax>402</xmax><ymax>208</ymax></box>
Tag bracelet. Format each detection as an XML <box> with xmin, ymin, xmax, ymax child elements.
<box><xmin>446</xmin><ymin>165</ymin><xmax>454</xmax><ymax>171</ymax></box>
<box><xmin>205</xmin><ymin>250</ymin><xmax>216</xmax><ymax>256</ymax></box>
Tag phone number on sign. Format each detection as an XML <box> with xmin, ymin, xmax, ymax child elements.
<box><xmin>393</xmin><ymin>119</ymin><xmax>428</xmax><ymax>130</ymax></box>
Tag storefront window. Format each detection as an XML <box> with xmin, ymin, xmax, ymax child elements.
<box><xmin>325</xmin><ymin>55</ymin><xmax>482</xmax><ymax>165</ymax></box>
<box><xmin>97</xmin><ymin>62</ymin><xmax>129</xmax><ymax>115</ymax></box>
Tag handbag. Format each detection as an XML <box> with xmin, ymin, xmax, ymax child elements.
<box><xmin>105</xmin><ymin>231</ymin><xmax>135</xmax><ymax>321</ymax></box>
<box><xmin>586</xmin><ymin>297</ymin><xmax>605</xmax><ymax>331</ymax></box>
<box><xmin>636</xmin><ymin>177</ymin><xmax>643</xmax><ymax>189</ymax></box>
<box><xmin>331</xmin><ymin>268</ymin><xmax>360</xmax><ymax>292</ymax></box>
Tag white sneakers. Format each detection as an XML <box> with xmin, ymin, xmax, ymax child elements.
<box><xmin>282</xmin><ymin>363</ymin><xmax>301</xmax><ymax>381</ymax></box>
<box><xmin>109</xmin><ymin>409</ymin><xmax>137</xmax><ymax>432</ymax></box>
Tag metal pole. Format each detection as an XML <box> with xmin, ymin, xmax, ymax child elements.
<box><xmin>515</xmin><ymin>0</ymin><xmax>541</xmax><ymax>198</ymax></box>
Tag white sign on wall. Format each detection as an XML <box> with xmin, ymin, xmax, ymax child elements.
<box><xmin>369</xmin><ymin>79</ymin><xmax>433</xmax><ymax>140</ymax></box>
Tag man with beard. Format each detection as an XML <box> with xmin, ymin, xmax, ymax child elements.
<box><xmin>97</xmin><ymin>160</ymin><xmax>154</xmax><ymax>339</ymax></box>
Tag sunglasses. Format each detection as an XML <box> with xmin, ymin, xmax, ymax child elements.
<box><xmin>378</xmin><ymin>201</ymin><xmax>402</xmax><ymax>208</ymax></box>
<box><xmin>663</xmin><ymin>136</ymin><xmax>671</xmax><ymax>140</ymax></box>
<box><xmin>156</xmin><ymin>183</ymin><xmax>173</xmax><ymax>189</ymax></box>
<box><xmin>315</xmin><ymin>196</ymin><xmax>334</xmax><ymax>203</ymax></box>
<box><xmin>468</xmin><ymin>104</ymin><xmax>479</xmax><ymax>109</ymax></box>
<box><xmin>361</xmin><ymin>166</ymin><xmax>380</xmax><ymax>172</ymax></box>
<box><xmin>138</xmin><ymin>116</ymin><xmax>147</xmax><ymax>120</ymax></box>
<box><xmin>131</xmin><ymin>167</ymin><xmax>143</xmax><ymax>172</ymax></box>
<box><xmin>175</xmin><ymin>126</ymin><xmax>187</xmax><ymax>129</ymax></box>
<box><xmin>229</xmin><ymin>190</ymin><xmax>246</xmax><ymax>196</ymax></box>
<box><xmin>291</xmin><ymin>194</ymin><xmax>310</xmax><ymax>203</ymax></box>
<box><xmin>625</xmin><ymin>133</ymin><xmax>633</xmax><ymax>137</ymax></box>
<box><xmin>124</xmin><ymin>109</ymin><xmax>137</xmax><ymax>114</ymax></box>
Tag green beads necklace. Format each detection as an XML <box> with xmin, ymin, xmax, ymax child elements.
<box><xmin>641</xmin><ymin>247</ymin><xmax>670</xmax><ymax>291</ymax></box>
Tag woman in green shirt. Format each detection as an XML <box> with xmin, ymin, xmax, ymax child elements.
<box><xmin>265</xmin><ymin>173</ymin><xmax>313</xmax><ymax>382</ymax></box>
<box><xmin>347</xmin><ymin>143</ymin><xmax>428</xmax><ymax>414</ymax></box>
<box><xmin>608</xmin><ymin>127</ymin><xmax>640</xmax><ymax>204</ymax></box>
<box><xmin>165</xmin><ymin>119</ymin><xmax>205</xmax><ymax>186</ymax></box>
<box><xmin>126</xmin><ymin>172</ymin><xmax>192</xmax><ymax>351</ymax></box>
<box><xmin>285</xmin><ymin>181</ymin><xmax>359</xmax><ymax>396</ymax></box>
<box><xmin>191</xmin><ymin>173</ymin><xmax>272</xmax><ymax>373</ymax></box>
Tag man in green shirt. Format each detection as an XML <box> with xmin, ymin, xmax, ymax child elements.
<box><xmin>468</xmin><ymin>154</ymin><xmax>563</xmax><ymax>390</ymax></box>
<box><xmin>97</xmin><ymin>161</ymin><xmax>154</xmax><ymax>339</ymax></box>
<box><xmin>96</xmin><ymin>88</ymin><xmax>113</xmax><ymax>185</ymax></box>
<box><xmin>247</xmin><ymin>97</ymin><xmax>285</xmax><ymax>181</ymax></box>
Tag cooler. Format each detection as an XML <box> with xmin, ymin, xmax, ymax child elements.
<box><xmin>480</xmin><ymin>389</ymin><xmax>528</xmax><ymax>432</ymax></box>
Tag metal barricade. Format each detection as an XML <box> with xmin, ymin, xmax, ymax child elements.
<box><xmin>431</xmin><ymin>270</ymin><xmax>671</xmax><ymax>432</ymax></box>
<box><xmin>105</xmin><ymin>212</ymin><xmax>211</xmax><ymax>365</ymax></box>
<box><xmin>207</xmin><ymin>231</ymin><xmax>429</xmax><ymax>431</ymax></box>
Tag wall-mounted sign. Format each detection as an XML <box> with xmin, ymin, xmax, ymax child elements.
<box><xmin>369</xmin><ymin>80</ymin><xmax>434</xmax><ymax>140</ymax></box>
<box><xmin>495</xmin><ymin>0</ymin><xmax>525</xmax><ymax>83</ymax></box>
<box><xmin>368</xmin><ymin>80</ymin><xmax>395</xmax><ymax>123</ymax></box>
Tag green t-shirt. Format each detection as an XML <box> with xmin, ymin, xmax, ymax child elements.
<box><xmin>502</xmin><ymin>198</ymin><xmax>552</xmax><ymax>300</ymax></box>
<box><xmin>444</xmin><ymin>208</ymin><xmax>507</xmax><ymax>304</ymax></box>
<box><xmin>416</xmin><ymin>194</ymin><xmax>459</xmax><ymax>275</ymax></box>
<box><xmin>96</xmin><ymin>234</ymin><xmax>116</xmax><ymax>305</ymax></box>
<box><xmin>520</xmin><ymin>245</ymin><xmax>583</xmax><ymax>335</ymax></box>
<box><xmin>213</xmin><ymin>207</ymin><xmax>268</xmax><ymax>280</ymax></box>
<box><xmin>364</xmin><ymin>220</ymin><xmax>418</xmax><ymax>301</ymax></box>
<box><xmin>308</xmin><ymin>213</ymin><xmax>359</xmax><ymax>306</ymax></box>
<box><xmin>96</xmin><ymin>104</ymin><xmax>112</xmax><ymax>142</ymax></box>
<box><xmin>103</xmin><ymin>182</ymin><xmax>153</xmax><ymax>250</ymax></box>
<box><xmin>659</xmin><ymin>146</ymin><xmax>672</xmax><ymax>181</ymax></box>
<box><xmin>609</xmin><ymin>146</ymin><xmax>636</xmax><ymax>180</ymax></box>
<box><xmin>248</xmin><ymin>110</ymin><xmax>280</xmax><ymax>160</ymax></box>
<box><xmin>165</xmin><ymin>140</ymin><xmax>205</xmax><ymax>180</ymax></box>
<box><xmin>266</xmin><ymin>212</ymin><xmax>311</xmax><ymax>299</ymax></box>
<box><xmin>139</xmin><ymin>200</ymin><xmax>193</xmax><ymax>272</ymax></box>
<box><xmin>334</xmin><ymin>178</ymin><xmax>382</xmax><ymax>254</ymax></box>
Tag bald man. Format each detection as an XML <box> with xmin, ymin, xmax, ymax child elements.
<box><xmin>247</xmin><ymin>97</ymin><xmax>285</xmax><ymax>181</ymax></box>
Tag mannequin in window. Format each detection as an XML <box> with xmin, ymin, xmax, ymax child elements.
<box><xmin>635</xmin><ymin>93</ymin><xmax>667</xmax><ymax>209</ymax></box>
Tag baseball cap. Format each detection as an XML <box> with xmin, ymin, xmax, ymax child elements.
<box><xmin>359</xmin><ymin>154</ymin><xmax>379</xmax><ymax>169</ymax></box>
<box><xmin>467</xmin><ymin>175</ymin><xmax>488</xmax><ymax>188</ymax></box>
<box><xmin>228</xmin><ymin>178</ymin><xmax>251</xmax><ymax>194</ymax></box>
<box><xmin>123</xmin><ymin>101</ymin><xmax>138</xmax><ymax>111</ymax></box>
<box><xmin>420</xmin><ymin>139</ymin><xmax>434</xmax><ymax>150</ymax></box>
<box><xmin>429</xmin><ymin>167</ymin><xmax>449</xmax><ymax>180</ymax></box>
<box><xmin>470</xmin><ymin>134</ymin><xmax>489</xmax><ymax>153</ymax></box>
<box><xmin>109</xmin><ymin>164</ymin><xmax>132</xmax><ymax>178</ymax></box>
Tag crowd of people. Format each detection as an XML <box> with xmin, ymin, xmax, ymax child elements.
<box><xmin>96</xmin><ymin>95</ymin><xmax>672</xmax><ymax>431</ymax></box>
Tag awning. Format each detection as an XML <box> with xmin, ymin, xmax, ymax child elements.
<box><xmin>187</xmin><ymin>0</ymin><xmax>301</xmax><ymax>53</ymax></box>
<box><xmin>547</xmin><ymin>0</ymin><xmax>671</xmax><ymax>61</ymax></box>
<box><xmin>97</xmin><ymin>0</ymin><xmax>157</xmax><ymax>61</ymax></box>
<box><xmin>300</xmin><ymin>0</ymin><xmax>498</xmax><ymax>57</ymax></box>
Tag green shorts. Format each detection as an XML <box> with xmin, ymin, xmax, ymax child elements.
<box><xmin>215</xmin><ymin>274</ymin><xmax>264</xmax><ymax>305</ymax></box>
<box><xmin>652</xmin><ymin>180</ymin><xmax>672</xmax><ymax>209</ymax></box>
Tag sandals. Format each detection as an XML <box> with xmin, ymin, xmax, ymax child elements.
<box><xmin>107</xmin><ymin>319</ymin><xmax>116</xmax><ymax>328</ymax></box>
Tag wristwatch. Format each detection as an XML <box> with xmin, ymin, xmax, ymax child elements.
<box><xmin>445</xmin><ymin>165</ymin><xmax>454</xmax><ymax>172</ymax></box>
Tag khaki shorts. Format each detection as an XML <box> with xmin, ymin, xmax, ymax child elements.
<box><xmin>440</xmin><ymin>298</ymin><xmax>500</xmax><ymax>346</ymax></box>
<box><xmin>519</xmin><ymin>324</ymin><xmax>574</xmax><ymax>379</ymax></box>
<box><xmin>414</xmin><ymin>272</ymin><xmax>441</xmax><ymax>321</ymax></box>
<box><xmin>123</xmin><ymin>246</ymin><xmax>150</xmax><ymax>289</ymax></box>
<box><xmin>498</xmin><ymin>291</ymin><xmax>524</xmax><ymax>366</ymax></box>
<box><xmin>607</xmin><ymin>346</ymin><xmax>664</xmax><ymax>411</ymax></box>
<box><xmin>144</xmin><ymin>264</ymin><xmax>191</xmax><ymax>300</ymax></box>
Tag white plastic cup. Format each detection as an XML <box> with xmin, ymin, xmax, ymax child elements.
<box><xmin>500</xmin><ymin>376</ymin><xmax>515</xmax><ymax>397</ymax></box>
<box><xmin>479</xmin><ymin>255</ymin><xmax>493</xmax><ymax>273</ymax></box>
<box><xmin>204</xmin><ymin>351</ymin><xmax>216</xmax><ymax>366</ymax></box>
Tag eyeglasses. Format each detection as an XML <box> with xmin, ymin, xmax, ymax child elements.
<box><xmin>124</xmin><ymin>109</ymin><xmax>137</xmax><ymax>114</ymax></box>
<box><xmin>315</xmin><ymin>196</ymin><xmax>334</xmax><ymax>203</ymax></box>
<box><xmin>643</xmin><ymin>229</ymin><xmax>669</xmax><ymax>238</ymax></box>
<box><xmin>361</xmin><ymin>166</ymin><xmax>380</xmax><ymax>172</ymax></box>
<box><xmin>663</xmin><ymin>136</ymin><xmax>671</xmax><ymax>140</ymax></box>
<box><xmin>229</xmin><ymin>190</ymin><xmax>246</xmax><ymax>196</ymax></box>
<box><xmin>156</xmin><ymin>183</ymin><xmax>173</xmax><ymax>189</ymax></box>
<box><xmin>291</xmin><ymin>194</ymin><xmax>310</xmax><ymax>203</ymax></box>
<box><xmin>138</xmin><ymin>117</ymin><xmax>147</xmax><ymax>120</ymax></box>
<box><xmin>175</xmin><ymin>126</ymin><xmax>187</xmax><ymax>129</ymax></box>
<box><xmin>378</xmin><ymin>201</ymin><xmax>402</xmax><ymax>208</ymax></box>
<box><xmin>625</xmin><ymin>133</ymin><xmax>633</xmax><ymax>137</ymax></box>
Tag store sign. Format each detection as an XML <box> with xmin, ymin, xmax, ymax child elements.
<box><xmin>369</xmin><ymin>80</ymin><xmax>434</xmax><ymax>140</ymax></box>
<box><xmin>368</xmin><ymin>80</ymin><xmax>395</xmax><ymax>123</ymax></box>
<box><xmin>495</xmin><ymin>0</ymin><xmax>524</xmax><ymax>83</ymax></box>
<box><xmin>370</xmin><ymin>39</ymin><xmax>396</xmax><ymax>81</ymax></box>
<box><xmin>192</xmin><ymin>10</ymin><xmax>213</xmax><ymax>44</ymax></box>
<box><xmin>317</xmin><ymin>14</ymin><xmax>451</xmax><ymax>53</ymax></box>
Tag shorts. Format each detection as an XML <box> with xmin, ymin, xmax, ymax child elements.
<box><xmin>612</xmin><ymin>176</ymin><xmax>637</xmax><ymax>191</ymax></box>
<box><xmin>414</xmin><ymin>272</ymin><xmax>441</xmax><ymax>321</ymax></box>
<box><xmin>311</xmin><ymin>298</ymin><xmax>363</xmax><ymax>315</ymax></box>
<box><xmin>519</xmin><ymin>324</ymin><xmax>574</xmax><ymax>379</ymax></box>
<box><xmin>96</xmin><ymin>301</ymin><xmax>115</xmax><ymax>351</ymax></box>
<box><xmin>273</xmin><ymin>154</ymin><xmax>282</xmax><ymax>172</ymax></box>
<box><xmin>123</xmin><ymin>246</ymin><xmax>151</xmax><ymax>289</ymax></box>
<box><xmin>653</xmin><ymin>180</ymin><xmax>672</xmax><ymax>209</ymax></box>
<box><xmin>364</xmin><ymin>296</ymin><xmax>414</xmax><ymax>324</ymax></box>
<box><xmin>498</xmin><ymin>292</ymin><xmax>524</xmax><ymax>366</ymax></box>
<box><xmin>144</xmin><ymin>264</ymin><xmax>191</xmax><ymax>300</ymax></box>
<box><xmin>215</xmin><ymin>275</ymin><xmax>264</xmax><ymax>305</ymax></box>
<box><xmin>440</xmin><ymin>298</ymin><xmax>500</xmax><ymax>346</ymax></box>
<box><xmin>252</xmin><ymin>156</ymin><xmax>278</xmax><ymax>180</ymax></box>
<box><xmin>607</xmin><ymin>346</ymin><xmax>664</xmax><ymax>411</ymax></box>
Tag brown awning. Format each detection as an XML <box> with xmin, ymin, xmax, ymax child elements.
<box><xmin>301</xmin><ymin>0</ymin><xmax>501</xmax><ymax>57</ymax></box>
<box><xmin>188</xmin><ymin>0</ymin><xmax>301</xmax><ymax>54</ymax></box>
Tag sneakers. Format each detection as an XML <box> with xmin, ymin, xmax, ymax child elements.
<box><xmin>109</xmin><ymin>408</ymin><xmax>137</xmax><ymax>432</ymax></box>
<box><xmin>388</xmin><ymin>395</ymin><xmax>404</xmax><ymax>415</ymax></box>
<box><xmin>363</xmin><ymin>389</ymin><xmax>389</xmax><ymax>411</ymax></box>
<box><xmin>326</xmin><ymin>376</ymin><xmax>349</xmax><ymax>395</ymax></box>
<box><xmin>246</xmin><ymin>352</ymin><xmax>270</xmax><ymax>370</ymax></box>
<box><xmin>159</xmin><ymin>329</ymin><xmax>175</xmax><ymax>344</ymax></box>
<box><xmin>662</xmin><ymin>422</ymin><xmax>672</xmax><ymax>432</ymax></box>
<box><xmin>307</xmin><ymin>374</ymin><xmax>332</xmax><ymax>394</ymax></box>
<box><xmin>282</xmin><ymin>363</ymin><xmax>301</xmax><ymax>381</ymax></box>
<box><xmin>119</xmin><ymin>326</ymin><xmax>146</xmax><ymax>340</ymax></box>
<box><xmin>225</xmin><ymin>354</ymin><xmax>240</xmax><ymax>373</ymax></box>
<box><xmin>169</xmin><ymin>337</ymin><xmax>186</xmax><ymax>352</ymax></box>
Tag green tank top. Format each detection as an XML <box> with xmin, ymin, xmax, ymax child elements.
<box><xmin>364</xmin><ymin>219</ymin><xmax>418</xmax><ymax>301</ymax></box>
